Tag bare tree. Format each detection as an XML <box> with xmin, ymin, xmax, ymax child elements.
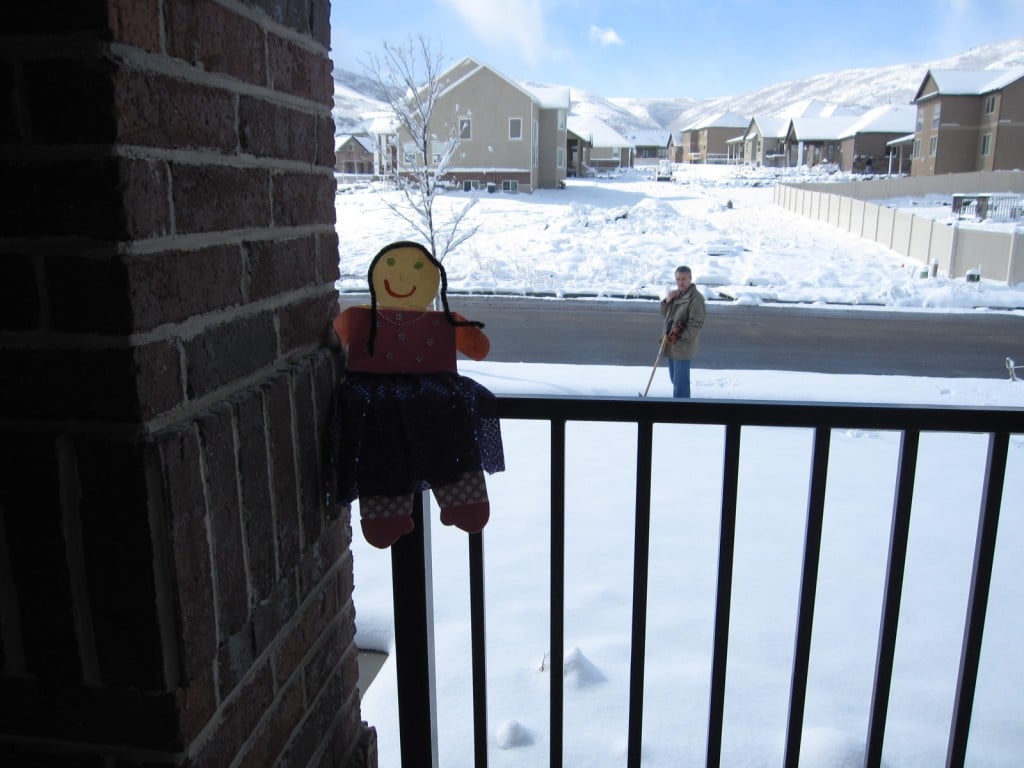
<box><xmin>364</xmin><ymin>35</ymin><xmax>477</xmax><ymax>263</ymax></box>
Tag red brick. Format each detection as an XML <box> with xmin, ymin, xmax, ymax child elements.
<box><xmin>173</xmin><ymin>164</ymin><xmax>271</xmax><ymax>234</ymax></box>
<box><xmin>246</xmin><ymin>236</ymin><xmax>319</xmax><ymax>301</ymax></box>
<box><xmin>276</xmin><ymin>669</ymin><xmax>344</xmax><ymax>768</ymax></box>
<box><xmin>133</xmin><ymin>339</ymin><xmax>185</xmax><ymax>419</ymax></box>
<box><xmin>267</xmin><ymin>35</ymin><xmax>332</xmax><ymax>102</ymax></box>
<box><xmin>253</xmin><ymin>577</ymin><xmax>297</xmax><ymax>655</ymax></box>
<box><xmin>155</xmin><ymin>426</ymin><xmax>217</xmax><ymax>681</ymax></box>
<box><xmin>318</xmin><ymin>231</ymin><xmax>341</xmax><ymax>284</ymax></box>
<box><xmin>272</xmin><ymin>171</ymin><xmax>336</xmax><ymax>227</ymax></box>
<box><xmin>237</xmin><ymin>674</ymin><xmax>305</xmax><ymax>768</ymax></box>
<box><xmin>290</xmin><ymin>362</ymin><xmax>323</xmax><ymax>549</ymax></box>
<box><xmin>197</xmin><ymin>404</ymin><xmax>249</xmax><ymax>637</ymax></box>
<box><xmin>239</xmin><ymin>97</ymin><xmax>318</xmax><ymax>163</ymax></box>
<box><xmin>126</xmin><ymin>245</ymin><xmax>243</xmax><ymax>331</ymax></box>
<box><xmin>166</xmin><ymin>0</ymin><xmax>267</xmax><ymax>86</ymax></box>
<box><xmin>106</xmin><ymin>0</ymin><xmax>161</xmax><ymax>52</ymax></box>
<box><xmin>278</xmin><ymin>292</ymin><xmax>337</xmax><ymax>354</ymax></box>
<box><xmin>304</xmin><ymin>621</ymin><xmax>344</xmax><ymax>702</ymax></box>
<box><xmin>232</xmin><ymin>389</ymin><xmax>276</xmax><ymax>600</ymax></box>
<box><xmin>274</xmin><ymin>579</ymin><xmax>337</xmax><ymax>688</ymax></box>
<box><xmin>176</xmin><ymin>666</ymin><xmax>217</xmax><ymax>744</ymax></box>
<box><xmin>189</xmin><ymin>663</ymin><xmax>274</xmax><ymax>768</ymax></box>
<box><xmin>120</xmin><ymin>157</ymin><xmax>171</xmax><ymax>240</ymax></box>
<box><xmin>116</xmin><ymin>70</ymin><xmax>236</xmax><ymax>151</ymax></box>
<box><xmin>183</xmin><ymin>311</ymin><xmax>278</xmax><ymax>398</ymax></box>
<box><xmin>263</xmin><ymin>374</ymin><xmax>300</xmax><ymax>574</ymax></box>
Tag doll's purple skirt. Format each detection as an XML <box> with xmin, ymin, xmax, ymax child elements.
<box><xmin>331</xmin><ymin>371</ymin><xmax>505</xmax><ymax>503</ymax></box>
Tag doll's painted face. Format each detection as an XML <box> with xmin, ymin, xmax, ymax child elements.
<box><xmin>370</xmin><ymin>245</ymin><xmax>441</xmax><ymax>310</ymax></box>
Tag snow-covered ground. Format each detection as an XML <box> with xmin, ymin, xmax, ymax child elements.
<box><xmin>336</xmin><ymin>164</ymin><xmax>1024</xmax><ymax>310</ymax></box>
<box><xmin>335</xmin><ymin>165</ymin><xmax>1024</xmax><ymax>768</ymax></box>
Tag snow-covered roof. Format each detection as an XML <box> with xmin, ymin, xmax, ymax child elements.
<box><xmin>779</xmin><ymin>98</ymin><xmax>865</xmax><ymax>119</ymax></box>
<box><xmin>622</xmin><ymin>128</ymin><xmax>671</xmax><ymax>147</ymax></box>
<box><xmin>685</xmin><ymin>110</ymin><xmax>749</xmax><ymax>131</ymax></box>
<box><xmin>748</xmin><ymin>116</ymin><xmax>790</xmax><ymax>139</ymax></box>
<box><xmin>916</xmin><ymin>67</ymin><xmax>1024</xmax><ymax>100</ymax></box>
<box><xmin>838</xmin><ymin>104</ymin><xmax>917</xmax><ymax>138</ymax></box>
<box><xmin>520</xmin><ymin>81</ymin><xmax>571</xmax><ymax>109</ymax></box>
<box><xmin>567</xmin><ymin>115</ymin><xmax>633</xmax><ymax>148</ymax></box>
<box><xmin>335</xmin><ymin>134</ymin><xmax>375</xmax><ymax>152</ymax></box>
<box><xmin>788</xmin><ymin>116</ymin><xmax>860</xmax><ymax>141</ymax></box>
<box><xmin>887</xmin><ymin>133</ymin><xmax>916</xmax><ymax>147</ymax></box>
<box><xmin>441</xmin><ymin>57</ymin><xmax>569</xmax><ymax>111</ymax></box>
<box><xmin>366</xmin><ymin>114</ymin><xmax>396</xmax><ymax>135</ymax></box>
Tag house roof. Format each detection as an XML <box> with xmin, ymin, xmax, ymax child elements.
<box><xmin>441</xmin><ymin>57</ymin><xmax>570</xmax><ymax>110</ymax></box>
<box><xmin>685</xmin><ymin>111</ymin><xmax>749</xmax><ymax>131</ymax></box>
<box><xmin>838</xmin><ymin>104</ymin><xmax>917</xmax><ymax>138</ymax></box>
<box><xmin>779</xmin><ymin>98</ymin><xmax>865</xmax><ymax>119</ymax></box>
<box><xmin>915</xmin><ymin>67</ymin><xmax>1024</xmax><ymax>100</ymax></box>
<box><xmin>622</xmin><ymin>128</ymin><xmax>672</xmax><ymax>147</ymax></box>
<box><xmin>747</xmin><ymin>116</ymin><xmax>790</xmax><ymax>139</ymax></box>
<box><xmin>788</xmin><ymin>115</ymin><xmax>860</xmax><ymax>141</ymax></box>
<box><xmin>335</xmin><ymin>134</ymin><xmax>375</xmax><ymax>152</ymax></box>
<box><xmin>567</xmin><ymin>115</ymin><xmax>633</xmax><ymax>148</ymax></box>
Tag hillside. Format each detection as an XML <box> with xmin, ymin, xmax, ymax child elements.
<box><xmin>332</xmin><ymin>37</ymin><xmax>1024</xmax><ymax>136</ymax></box>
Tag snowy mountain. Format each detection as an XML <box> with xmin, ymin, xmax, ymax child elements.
<box><xmin>332</xmin><ymin>37</ymin><xmax>1024</xmax><ymax>136</ymax></box>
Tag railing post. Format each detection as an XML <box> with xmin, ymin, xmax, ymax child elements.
<box><xmin>391</xmin><ymin>490</ymin><xmax>439</xmax><ymax>768</ymax></box>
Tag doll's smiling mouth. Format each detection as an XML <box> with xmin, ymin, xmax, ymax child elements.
<box><xmin>384</xmin><ymin>280</ymin><xmax>415</xmax><ymax>298</ymax></box>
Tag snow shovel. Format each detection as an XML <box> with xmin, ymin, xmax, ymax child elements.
<box><xmin>640</xmin><ymin>336</ymin><xmax>668</xmax><ymax>398</ymax></box>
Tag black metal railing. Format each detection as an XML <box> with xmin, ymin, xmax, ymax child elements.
<box><xmin>388</xmin><ymin>395</ymin><xmax>1023</xmax><ymax>768</ymax></box>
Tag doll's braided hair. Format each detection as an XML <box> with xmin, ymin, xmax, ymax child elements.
<box><xmin>365</xmin><ymin>241</ymin><xmax>484</xmax><ymax>356</ymax></box>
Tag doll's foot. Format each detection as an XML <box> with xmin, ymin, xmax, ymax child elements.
<box><xmin>361</xmin><ymin>515</ymin><xmax>414</xmax><ymax>548</ymax></box>
<box><xmin>440</xmin><ymin>501</ymin><xmax>490</xmax><ymax>533</ymax></box>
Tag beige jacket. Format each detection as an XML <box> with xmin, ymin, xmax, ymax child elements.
<box><xmin>659</xmin><ymin>286</ymin><xmax>706</xmax><ymax>360</ymax></box>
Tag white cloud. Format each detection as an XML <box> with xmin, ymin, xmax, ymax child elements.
<box><xmin>588</xmin><ymin>25</ymin><xmax>623</xmax><ymax>46</ymax></box>
<box><xmin>439</xmin><ymin>0</ymin><xmax>549</xmax><ymax>65</ymax></box>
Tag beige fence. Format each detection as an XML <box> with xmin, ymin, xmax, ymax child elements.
<box><xmin>774</xmin><ymin>171</ymin><xmax>1024</xmax><ymax>285</ymax></box>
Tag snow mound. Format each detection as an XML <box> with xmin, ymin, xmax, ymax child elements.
<box><xmin>563</xmin><ymin>646</ymin><xmax>606</xmax><ymax>688</ymax></box>
<box><xmin>495</xmin><ymin>719</ymin><xmax>533</xmax><ymax>749</ymax></box>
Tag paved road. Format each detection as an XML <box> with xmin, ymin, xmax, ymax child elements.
<box><xmin>338</xmin><ymin>294</ymin><xmax>1024</xmax><ymax>380</ymax></box>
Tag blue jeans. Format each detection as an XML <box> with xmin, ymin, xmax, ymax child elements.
<box><xmin>668</xmin><ymin>359</ymin><xmax>691</xmax><ymax>398</ymax></box>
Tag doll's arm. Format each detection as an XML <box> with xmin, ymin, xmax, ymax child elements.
<box><xmin>332</xmin><ymin>308</ymin><xmax>354</xmax><ymax>347</ymax></box>
<box><xmin>452</xmin><ymin>312</ymin><xmax>490</xmax><ymax>360</ymax></box>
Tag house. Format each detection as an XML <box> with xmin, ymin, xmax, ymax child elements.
<box><xmin>623</xmin><ymin>128</ymin><xmax>673</xmax><ymax>166</ymax></box>
<box><xmin>567</xmin><ymin>115</ymin><xmax>634</xmax><ymax>173</ymax></box>
<box><xmin>910</xmin><ymin>67</ymin><xmax>1024</xmax><ymax>176</ymax></box>
<box><xmin>680</xmin><ymin>112</ymin><xmax>748</xmax><ymax>164</ymax></box>
<box><xmin>386</xmin><ymin>57</ymin><xmax>570</xmax><ymax>192</ymax></box>
<box><xmin>335</xmin><ymin>134</ymin><xmax>376</xmax><ymax>174</ymax></box>
<box><xmin>836</xmin><ymin>104</ymin><xmax>917</xmax><ymax>174</ymax></box>
<box><xmin>741</xmin><ymin>116</ymin><xmax>789</xmax><ymax>167</ymax></box>
<box><xmin>785</xmin><ymin>115</ymin><xmax>859</xmax><ymax>168</ymax></box>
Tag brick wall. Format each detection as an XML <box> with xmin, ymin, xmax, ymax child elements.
<box><xmin>0</xmin><ymin>2</ymin><xmax>375</xmax><ymax>766</ymax></box>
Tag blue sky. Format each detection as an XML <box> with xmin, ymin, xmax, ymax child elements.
<box><xmin>329</xmin><ymin>0</ymin><xmax>1023</xmax><ymax>99</ymax></box>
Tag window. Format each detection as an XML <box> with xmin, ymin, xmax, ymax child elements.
<box><xmin>509</xmin><ymin>117</ymin><xmax>522</xmax><ymax>140</ymax></box>
<box><xmin>929</xmin><ymin>136</ymin><xmax>938</xmax><ymax>156</ymax></box>
<box><xmin>916</xmin><ymin>112</ymin><xmax>924</xmax><ymax>131</ymax></box>
<box><xmin>459</xmin><ymin>118</ymin><xmax>472</xmax><ymax>140</ymax></box>
<box><xmin>981</xmin><ymin>133</ymin><xmax>992</xmax><ymax>156</ymax></box>
<box><xmin>985</xmin><ymin>95</ymin><xmax>996</xmax><ymax>114</ymax></box>
<box><xmin>912</xmin><ymin>139</ymin><xmax>921</xmax><ymax>159</ymax></box>
<box><xmin>557</xmin><ymin>110</ymin><xmax>566</xmax><ymax>131</ymax></box>
<box><xmin>463</xmin><ymin>180</ymin><xmax>480</xmax><ymax>191</ymax></box>
<box><xmin>556</xmin><ymin>147</ymin><xmax>565</xmax><ymax>169</ymax></box>
<box><xmin>403</xmin><ymin>143</ymin><xmax>417</xmax><ymax>164</ymax></box>
<box><xmin>931</xmin><ymin>105</ymin><xmax>940</xmax><ymax>129</ymax></box>
<box><xmin>432</xmin><ymin>141</ymin><xmax>445</xmax><ymax>164</ymax></box>
<box><xmin>502</xmin><ymin>179</ymin><xmax>518</xmax><ymax>192</ymax></box>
